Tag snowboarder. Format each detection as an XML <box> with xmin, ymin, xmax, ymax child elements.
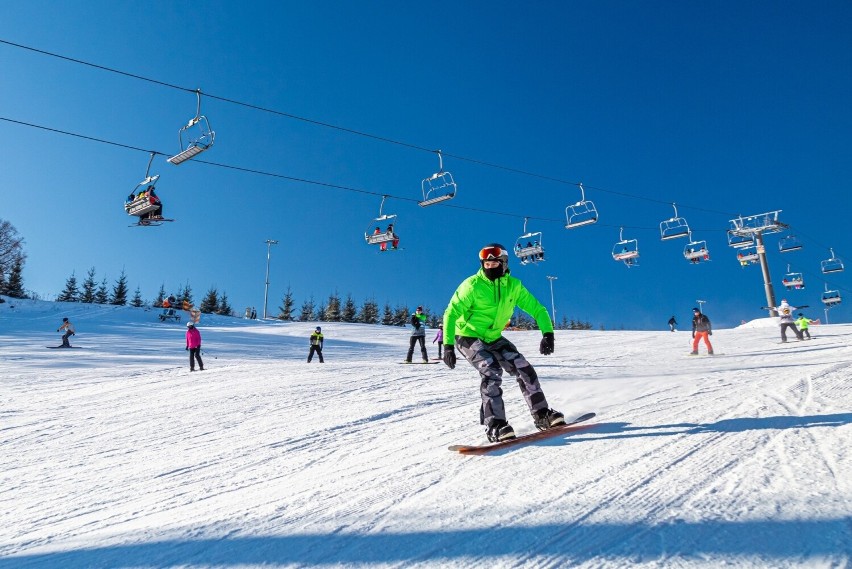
<box><xmin>433</xmin><ymin>323</ymin><xmax>444</xmax><ymax>359</ymax></box>
<box><xmin>690</xmin><ymin>307</ymin><xmax>713</xmax><ymax>355</ymax></box>
<box><xmin>763</xmin><ymin>299</ymin><xmax>804</xmax><ymax>342</ymax></box>
<box><xmin>442</xmin><ymin>243</ymin><xmax>565</xmax><ymax>442</ymax></box>
<box><xmin>795</xmin><ymin>313</ymin><xmax>813</xmax><ymax>339</ymax></box>
<box><xmin>308</xmin><ymin>326</ymin><xmax>324</xmax><ymax>363</ymax></box>
<box><xmin>406</xmin><ymin>306</ymin><xmax>429</xmax><ymax>363</ymax></box>
<box><xmin>185</xmin><ymin>322</ymin><xmax>204</xmax><ymax>371</ymax></box>
<box><xmin>668</xmin><ymin>316</ymin><xmax>677</xmax><ymax>332</ymax></box>
<box><xmin>56</xmin><ymin>317</ymin><xmax>75</xmax><ymax>347</ymax></box>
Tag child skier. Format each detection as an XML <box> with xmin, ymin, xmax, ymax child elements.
<box><xmin>794</xmin><ymin>313</ymin><xmax>813</xmax><ymax>339</ymax></box>
<box><xmin>442</xmin><ymin>243</ymin><xmax>564</xmax><ymax>442</ymax></box>
<box><xmin>433</xmin><ymin>323</ymin><xmax>444</xmax><ymax>359</ymax></box>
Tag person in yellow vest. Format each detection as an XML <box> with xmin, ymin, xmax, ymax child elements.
<box><xmin>308</xmin><ymin>326</ymin><xmax>324</xmax><ymax>363</ymax></box>
<box><xmin>795</xmin><ymin>313</ymin><xmax>813</xmax><ymax>339</ymax></box>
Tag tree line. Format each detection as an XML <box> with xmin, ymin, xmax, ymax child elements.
<box><xmin>0</xmin><ymin>219</ymin><xmax>27</xmax><ymax>299</ymax></box>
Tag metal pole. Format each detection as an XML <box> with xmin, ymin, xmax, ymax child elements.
<box><xmin>824</xmin><ymin>307</ymin><xmax>829</xmax><ymax>324</ymax></box>
<box><xmin>696</xmin><ymin>299</ymin><xmax>706</xmax><ymax>313</ymax></box>
<box><xmin>263</xmin><ymin>239</ymin><xmax>279</xmax><ymax>319</ymax></box>
<box><xmin>546</xmin><ymin>276</ymin><xmax>558</xmax><ymax>327</ymax></box>
<box><xmin>755</xmin><ymin>232</ymin><xmax>778</xmax><ymax>316</ymax></box>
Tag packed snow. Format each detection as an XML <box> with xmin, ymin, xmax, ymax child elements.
<box><xmin>1</xmin><ymin>297</ymin><xmax>850</xmax><ymax>568</ymax></box>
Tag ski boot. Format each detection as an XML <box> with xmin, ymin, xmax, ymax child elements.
<box><xmin>533</xmin><ymin>408</ymin><xmax>566</xmax><ymax>431</ymax></box>
<box><xmin>486</xmin><ymin>420</ymin><xmax>516</xmax><ymax>442</ymax></box>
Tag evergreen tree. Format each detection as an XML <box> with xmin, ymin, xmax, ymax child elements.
<box><xmin>182</xmin><ymin>282</ymin><xmax>194</xmax><ymax>308</ymax></box>
<box><xmin>559</xmin><ymin>315</ymin><xmax>569</xmax><ymax>330</ymax></box>
<box><xmin>95</xmin><ymin>277</ymin><xmax>110</xmax><ymax>304</ymax></box>
<box><xmin>341</xmin><ymin>293</ymin><xmax>357</xmax><ymax>323</ymax></box>
<box><xmin>393</xmin><ymin>304</ymin><xmax>409</xmax><ymax>326</ymax></box>
<box><xmin>153</xmin><ymin>284</ymin><xmax>166</xmax><ymax>308</ymax></box>
<box><xmin>324</xmin><ymin>291</ymin><xmax>341</xmax><ymax>322</ymax></box>
<box><xmin>110</xmin><ymin>269</ymin><xmax>129</xmax><ymax>305</ymax></box>
<box><xmin>299</xmin><ymin>296</ymin><xmax>315</xmax><ymax>322</ymax></box>
<box><xmin>426</xmin><ymin>308</ymin><xmax>442</xmax><ymax>328</ymax></box>
<box><xmin>315</xmin><ymin>301</ymin><xmax>327</xmax><ymax>322</ymax></box>
<box><xmin>277</xmin><ymin>285</ymin><xmax>295</xmax><ymax>321</ymax></box>
<box><xmin>130</xmin><ymin>286</ymin><xmax>144</xmax><ymax>308</ymax></box>
<box><xmin>57</xmin><ymin>271</ymin><xmax>80</xmax><ymax>302</ymax></box>
<box><xmin>80</xmin><ymin>267</ymin><xmax>97</xmax><ymax>304</ymax></box>
<box><xmin>0</xmin><ymin>265</ymin><xmax>6</xmax><ymax>296</ymax></box>
<box><xmin>200</xmin><ymin>287</ymin><xmax>219</xmax><ymax>313</ymax></box>
<box><xmin>514</xmin><ymin>311</ymin><xmax>533</xmax><ymax>330</ymax></box>
<box><xmin>4</xmin><ymin>255</ymin><xmax>26</xmax><ymax>298</ymax></box>
<box><xmin>381</xmin><ymin>302</ymin><xmax>394</xmax><ymax>326</ymax></box>
<box><xmin>358</xmin><ymin>297</ymin><xmax>379</xmax><ymax>324</ymax></box>
<box><xmin>174</xmin><ymin>284</ymin><xmax>186</xmax><ymax>307</ymax></box>
<box><xmin>216</xmin><ymin>292</ymin><xmax>233</xmax><ymax>316</ymax></box>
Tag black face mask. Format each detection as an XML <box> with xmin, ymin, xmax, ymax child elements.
<box><xmin>482</xmin><ymin>263</ymin><xmax>505</xmax><ymax>281</ymax></box>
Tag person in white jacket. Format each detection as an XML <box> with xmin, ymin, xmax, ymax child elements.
<box><xmin>764</xmin><ymin>299</ymin><xmax>804</xmax><ymax>342</ymax></box>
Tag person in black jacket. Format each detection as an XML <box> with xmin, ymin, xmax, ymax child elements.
<box><xmin>405</xmin><ymin>306</ymin><xmax>429</xmax><ymax>363</ymax></box>
<box><xmin>668</xmin><ymin>316</ymin><xmax>677</xmax><ymax>332</ymax></box>
<box><xmin>308</xmin><ymin>326</ymin><xmax>324</xmax><ymax>363</ymax></box>
<box><xmin>690</xmin><ymin>308</ymin><xmax>713</xmax><ymax>355</ymax></box>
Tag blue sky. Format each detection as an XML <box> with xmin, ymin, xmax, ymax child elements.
<box><xmin>1</xmin><ymin>1</ymin><xmax>850</xmax><ymax>330</ymax></box>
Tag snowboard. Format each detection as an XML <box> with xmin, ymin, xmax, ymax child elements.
<box><xmin>400</xmin><ymin>361</ymin><xmax>440</xmax><ymax>365</ymax></box>
<box><xmin>47</xmin><ymin>346</ymin><xmax>82</xmax><ymax>349</ymax></box>
<box><xmin>449</xmin><ymin>412</ymin><xmax>597</xmax><ymax>455</ymax></box>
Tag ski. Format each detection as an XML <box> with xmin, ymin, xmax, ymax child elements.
<box><xmin>449</xmin><ymin>412</ymin><xmax>597</xmax><ymax>455</ymax></box>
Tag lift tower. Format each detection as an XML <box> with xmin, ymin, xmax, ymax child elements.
<box><xmin>728</xmin><ymin>211</ymin><xmax>786</xmax><ymax>317</ymax></box>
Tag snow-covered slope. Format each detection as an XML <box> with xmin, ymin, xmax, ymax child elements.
<box><xmin>1</xmin><ymin>298</ymin><xmax>850</xmax><ymax>568</ymax></box>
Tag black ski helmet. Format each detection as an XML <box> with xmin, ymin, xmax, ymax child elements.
<box><xmin>62</xmin><ymin>317</ymin><xmax>68</xmax><ymax>322</ymax></box>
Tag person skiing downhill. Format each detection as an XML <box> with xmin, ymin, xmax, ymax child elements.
<box><xmin>56</xmin><ymin>317</ymin><xmax>75</xmax><ymax>347</ymax></box>
<box><xmin>405</xmin><ymin>306</ymin><xmax>429</xmax><ymax>363</ymax></box>
<box><xmin>308</xmin><ymin>326</ymin><xmax>324</xmax><ymax>363</ymax></box>
<box><xmin>764</xmin><ymin>299</ymin><xmax>804</xmax><ymax>342</ymax></box>
<box><xmin>442</xmin><ymin>243</ymin><xmax>565</xmax><ymax>442</ymax></box>
<box><xmin>690</xmin><ymin>307</ymin><xmax>713</xmax><ymax>355</ymax></box>
<box><xmin>185</xmin><ymin>322</ymin><xmax>204</xmax><ymax>371</ymax></box>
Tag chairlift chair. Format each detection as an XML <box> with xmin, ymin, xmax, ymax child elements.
<box><xmin>364</xmin><ymin>196</ymin><xmax>399</xmax><ymax>249</ymax></box>
<box><xmin>564</xmin><ymin>183</ymin><xmax>599</xmax><ymax>228</ymax></box>
<box><xmin>612</xmin><ymin>227</ymin><xmax>639</xmax><ymax>266</ymax></box>
<box><xmin>727</xmin><ymin>230</ymin><xmax>755</xmax><ymax>249</ymax></box>
<box><xmin>735</xmin><ymin>246</ymin><xmax>760</xmax><ymax>266</ymax></box>
<box><xmin>513</xmin><ymin>218</ymin><xmax>545</xmax><ymax>265</ymax></box>
<box><xmin>660</xmin><ymin>203</ymin><xmax>690</xmax><ymax>240</ymax></box>
<box><xmin>781</xmin><ymin>264</ymin><xmax>805</xmax><ymax>290</ymax></box>
<box><xmin>125</xmin><ymin>153</ymin><xmax>173</xmax><ymax>226</ymax></box>
<box><xmin>821</xmin><ymin>248</ymin><xmax>844</xmax><ymax>274</ymax></box>
<box><xmin>778</xmin><ymin>234</ymin><xmax>803</xmax><ymax>253</ymax></box>
<box><xmin>419</xmin><ymin>150</ymin><xmax>457</xmax><ymax>207</ymax></box>
<box><xmin>167</xmin><ymin>90</ymin><xmax>215</xmax><ymax>165</ymax></box>
<box><xmin>821</xmin><ymin>284</ymin><xmax>842</xmax><ymax>307</ymax></box>
<box><xmin>683</xmin><ymin>232</ymin><xmax>710</xmax><ymax>263</ymax></box>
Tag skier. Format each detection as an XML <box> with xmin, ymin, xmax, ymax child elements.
<box><xmin>442</xmin><ymin>243</ymin><xmax>564</xmax><ymax>442</ymax></box>
<box><xmin>690</xmin><ymin>307</ymin><xmax>713</xmax><ymax>355</ymax></box>
<box><xmin>405</xmin><ymin>306</ymin><xmax>429</xmax><ymax>363</ymax></box>
<box><xmin>185</xmin><ymin>322</ymin><xmax>204</xmax><ymax>371</ymax></box>
<box><xmin>433</xmin><ymin>323</ymin><xmax>444</xmax><ymax>359</ymax></box>
<box><xmin>308</xmin><ymin>326</ymin><xmax>324</xmax><ymax>363</ymax></box>
<box><xmin>763</xmin><ymin>299</ymin><xmax>804</xmax><ymax>342</ymax></box>
<box><xmin>56</xmin><ymin>317</ymin><xmax>75</xmax><ymax>347</ymax></box>
<box><xmin>668</xmin><ymin>316</ymin><xmax>677</xmax><ymax>332</ymax></box>
<box><xmin>795</xmin><ymin>313</ymin><xmax>813</xmax><ymax>339</ymax></box>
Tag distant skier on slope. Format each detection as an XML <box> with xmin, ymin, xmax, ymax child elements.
<box><xmin>762</xmin><ymin>299</ymin><xmax>804</xmax><ymax>343</ymax></box>
<box><xmin>690</xmin><ymin>308</ymin><xmax>713</xmax><ymax>355</ymax></box>
<box><xmin>308</xmin><ymin>326</ymin><xmax>324</xmax><ymax>363</ymax></box>
<box><xmin>56</xmin><ymin>317</ymin><xmax>75</xmax><ymax>348</ymax></box>
<box><xmin>405</xmin><ymin>306</ymin><xmax>429</xmax><ymax>363</ymax></box>
<box><xmin>668</xmin><ymin>316</ymin><xmax>677</xmax><ymax>332</ymax></box>
<box><xmin>442</xmin><ymin>243</ymin><xmax>565</xmax><ymax>443</ymax></box>
<box><xmin>185</xmin><ymin>322</ymin><xmax>204</xmax><ymax>371</ymax></box>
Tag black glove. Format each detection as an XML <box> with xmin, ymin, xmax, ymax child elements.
<box><xmin>186</xmin><ymin>347</ymin><xmax>189</xmax><ymax>351</ymax></box>
<box><xmin>540</xmin><ymin>332</ymin><xmax>555</xmax><ymax>355</ymax></box>
<box><xmin>709</xmin><ymin>331</ymin><xmax>712</xmax><ymax>335</ymax></box>
<box><xmin>692</xmin><ymin>332</ymin><xmax>695</xmax><ymax>338</ymax></box>
<box><xmin>443</xmin><ymin>345</ymin><xmax>457</xmax><ymax>369</ymax></box>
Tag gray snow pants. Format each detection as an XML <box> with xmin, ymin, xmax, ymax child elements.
<box><xmin>455</xmin><ymin>335</ymin><xmax>549</xmax><ymax>427</ymax></box>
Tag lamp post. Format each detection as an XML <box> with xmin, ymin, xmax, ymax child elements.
<box><xmin>696</xmin><ymin>299</ymin><xmax>706</xmax><ymax>313</ymax></box>
<box><xmin>263</xmin><ymin>239</ymin><xmax>279</xmax><ymax>319</ymax></box>
<box><xmin>546</xmin><ymin>275</ymin><xmax>558</xmax><ymax>327</ymax></box>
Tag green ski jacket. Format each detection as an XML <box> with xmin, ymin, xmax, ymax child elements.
<box><xmin>443</xmin><ymin>269</ymin><xmax>553</xmax><ymax>345</ymax></box>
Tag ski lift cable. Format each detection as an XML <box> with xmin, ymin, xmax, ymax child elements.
<box><xmin>0</xmin><ymin>38</ymin><xmax>739</xmax><ymax>218</ymax></box>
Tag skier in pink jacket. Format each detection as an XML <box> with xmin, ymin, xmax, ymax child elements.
<box><xmin>185</xmin><ymin>322</ymin><xmax>204</xmax><ymax>371</ymax></box>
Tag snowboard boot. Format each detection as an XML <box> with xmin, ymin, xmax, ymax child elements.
<box><xmin>533</xmin><ymin>408</ymin><xmax>566</xmax><ymax>431</ymax></box>
<box><xmin>689</xmin><ymin>350</ymin><xmax>699</xmax><ymax>355</ymax></box>
<box><xmin>486</xmin><ymin>420</ymin><xmax>516</xmax><ymax>442</ymax></box>
<box><xmin>708</xmin><ymin>350</ymin><xmax>714</xmax><ymax>355</ymax></box>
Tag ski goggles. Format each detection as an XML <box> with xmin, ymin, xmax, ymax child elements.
<box><xmin>479</xmin><ymin>245</ymin><xmax>508</xmax><ymax>261</ymax></box>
